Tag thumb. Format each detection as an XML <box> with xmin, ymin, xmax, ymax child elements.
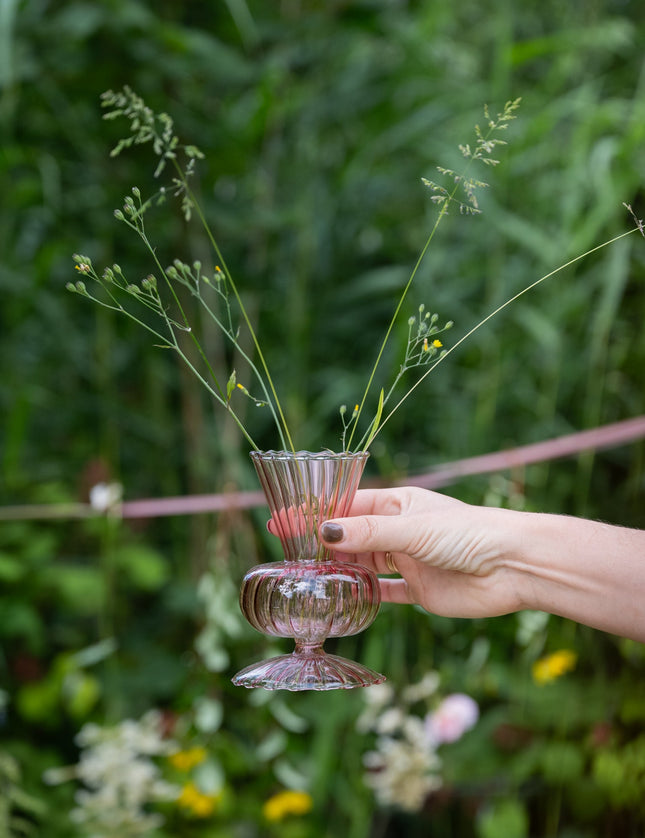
<box><xmin>320</xmin><ymin>514</ymin><xmax>420</xmax><ymax>558</ymax></box>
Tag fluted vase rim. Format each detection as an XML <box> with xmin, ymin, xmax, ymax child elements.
<box><xmin>250</xmin><ymin>449</ymin><xmax>369</xmax><ymax>462</ymax></box>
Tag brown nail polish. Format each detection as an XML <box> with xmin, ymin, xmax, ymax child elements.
<box><xmin>320</xmin><ymin>522</ymin><xmax>344</xmax><ymax>543</ymax></box>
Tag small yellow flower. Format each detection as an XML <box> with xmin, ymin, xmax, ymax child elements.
<box><xmin>168</xmin><ymin>746</ymin><xmax>208</xmax><ymax>771</ymax></box>
<box><xmin>177</xmin><ymin>781</ymin><xmax>220</xmax><ymax>818</ymax></box>
<box><xmin>75</xmin><ymin>263</ymin><xmax>91</xmax><ymax>273</ymax></box>
<box><xmin>262</xmin><ymin>790</ymin><xmax>313</xmax><ymax>822</ymax></box>
<box><xmin>432</xmin><ymin>339</ymin><xmax>443</xmax><ymax>348</ymax></box>
<box><xmin>532</xmin><ymin>649</ymin><xmax>577</xmax><ymax>685</ymax></box>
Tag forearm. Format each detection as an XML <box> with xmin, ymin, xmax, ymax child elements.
<box><xmin>504</xmin><ymin>510</ymin><xmax>645</xmax><ymax>642</ymax></box>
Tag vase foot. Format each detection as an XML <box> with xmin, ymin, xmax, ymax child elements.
<box><xmin>232</xmin><ymin>650</ymin><xmax>386</xmax><ymax>691</ymax></box>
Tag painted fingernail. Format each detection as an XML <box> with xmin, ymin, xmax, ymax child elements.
<box><xmin>320</xmin><ymin>522</ymin><xmax>344</xmax><ymax>543</ymax></box>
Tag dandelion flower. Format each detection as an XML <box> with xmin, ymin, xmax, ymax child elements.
<box><xmin>168</xmin><ymin>746</ymin><xmax>207</xmax><ymax>772</ymax></box>
<box><xmin>177</xmin><ymin>781</ymin><xmax>220</xmax><ymax>818</ymax></box>
<box><xmin>532</xmin><ymin>649</ymin><xmax>577</xmax><ymax>685</ymax></box>
<box><xmin>262</xmin><ymin>790</ymin><xmax>313</xmax><ymax>822</ymax></box>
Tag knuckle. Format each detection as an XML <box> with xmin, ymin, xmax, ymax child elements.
<box><xmin>362</xmin><ymin>515</ymin><xmax>382</xmax><ymax>547</ymax></box>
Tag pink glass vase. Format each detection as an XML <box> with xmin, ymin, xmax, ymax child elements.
<box><xmin>232</xmin><ymin>450</ymin><xmax>385</xmax><ymax>691</ymax></box>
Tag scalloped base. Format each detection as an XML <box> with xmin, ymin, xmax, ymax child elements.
<box><xmin>232</xmin><ymin>650</ymin><xmax>386</xmax><ymax>691</ymax></box>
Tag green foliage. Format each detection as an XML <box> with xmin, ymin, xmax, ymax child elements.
<box><xmin>0</xmin><ymin>750</ymin><xmax>46</xmax><ymax>838</ymax></box>
<box><xmin>477</xmin><ymin>798</ymin><xmax>529</xmax><ymax>838</ymax></box>
<box><xmin>1</xmin><ymin>0</ymin><xmax>645</xmax><ymax>836</ymax></box>
<box><xmin>593</xmin><ymin>736</ymin><xmax>645</xmax><ymax>812</ymax></box>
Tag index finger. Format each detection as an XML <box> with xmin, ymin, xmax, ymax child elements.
<box><xmin>330</xmin><ymin>487</ymin><xmax>408</xmax><ymax>518</ymax></box>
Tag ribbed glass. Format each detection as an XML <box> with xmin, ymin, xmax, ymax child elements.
<box><xmin>232</xmin><ymin>451</ymin><xmax>385</xmax><ymax>691</ymax></box>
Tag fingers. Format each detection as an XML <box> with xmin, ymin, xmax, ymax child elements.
<box><xmin>267</xmin><ymin>514</ymin><xmax>402</xmax><ymax>576</ymax></box>
<box><xmin>319</xmin><ymin>512</ymin><xmax>425</xmax><ymax>560</ymax></box>
<box><xmin>379</xmin><ymin>577</ymin><xmax>414</xmax><ymax>604</ymax></box>
<box><xmin>265</xmin><ymin>488</ymin><xmax>408</xmax><ymax>538</ymax></box>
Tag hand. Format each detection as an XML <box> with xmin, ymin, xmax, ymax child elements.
<box><xmin>318</xmin><ymin>487</ymin><xmax>523</xmax><ymax>619</ymax></box>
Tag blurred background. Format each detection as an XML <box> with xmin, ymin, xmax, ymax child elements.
<box><xmin>1</xmin><ymin>1</ymin><xmax>645</xmax><ymax>836</ymax></box>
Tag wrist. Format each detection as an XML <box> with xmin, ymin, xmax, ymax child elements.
<box><xmin>498</xmin><ymin>509</ymin><xmax>558</xmax><ymax>612</ymax></box>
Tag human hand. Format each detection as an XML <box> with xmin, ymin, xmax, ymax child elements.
<box><xmin>318</xmin><ymin>487</ymin><xmax>523</xmax><ymax>619</ymax></box>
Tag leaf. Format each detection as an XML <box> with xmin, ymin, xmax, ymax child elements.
<box><xmin>477</xmin><ymin>798</ymin><xmax>529</xmax><ymax>838</ymax></box>
<box><xmin>61</xmin><ymin>670</ymin><xmax>101</xmax><ymax>719</ymax></box>
<box><xmin>0</xmin><ymin>552</ymin><xmax>24</xmax><ymax>582</ymax></box>
<box><xmin>114</xmin><ymin>543</ymin><xmax>170</xmax><ymax>591</ymax></box>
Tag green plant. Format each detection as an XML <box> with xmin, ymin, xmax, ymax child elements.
<box><xmin>0</xmin><ymin>749</ymin><xmax>45</xmax><ymax>837</ymax></box>
<box><xmin>68</xmin><ymin>88</ymin><xmax>642</xmax><ymax>454</ymax></box>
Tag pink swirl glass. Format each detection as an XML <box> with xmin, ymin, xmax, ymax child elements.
<box><xmin>231</xmin><ymin>450</ymin><xmax>385</xmax><ymax>690</ymax></box>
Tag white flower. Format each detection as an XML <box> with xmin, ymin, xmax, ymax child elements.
<box><xmin>401</xmin><ymin>671</ymin><xmax>440</xmax><ymax>704</ymax></box>
<box><xmin>356</xmin><ymin>683</ymin><xmax>395</xmax><ymax>733</ymax></box>
<box><xmin>363</xmin><ymin>683</ymin><xmax>394</xmax><ymax>707</ymax></box>
<box><xmin>401</xmin><ymin>714</ymin><xmax>426</xmax><ymax>744</ymax></box>
<box><xmin>424</xmin><ymin>693</ymin><xmax>479</xmax><ymax>746</ymax></box>
<box><xmin>89</xmin><ymin>482</ymin><xmax>123</xmax><ymax>512</ymax></box>
<box><xmin>363</xmin><ymin>736</ymin><xmax>442</xmax><ymax>811</ymax></box>
<box><xmin>51</xmin><ymin>710</ymin><xmax>180</xmax><ymax>836</ymax></box>
<box><xmin>375</xmin><ymin>707</ymin><xmax>405</xmax><ymax>736</ymax></box>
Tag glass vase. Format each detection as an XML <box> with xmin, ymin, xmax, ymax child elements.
<box><xmin>231</xmin><ymin>450</ymin><xmax>385</xmax><ymax>691</ymax></box>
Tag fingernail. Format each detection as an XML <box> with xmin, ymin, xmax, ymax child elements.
<box><xmin>320</xmin><ymin>522</ymin><xmax>344</xmax><ymax>543</ymax></box>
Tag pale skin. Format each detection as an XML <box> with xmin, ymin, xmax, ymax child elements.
<box><xmin>315</xmin><ymin>487</ymin><xmax>645</xmax><ymax>643</ymax></box>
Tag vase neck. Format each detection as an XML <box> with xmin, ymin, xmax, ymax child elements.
<box><xmin>250</xmin><ymin>451</ymin><xmax>368</xmax><ymax>562</ymax></box>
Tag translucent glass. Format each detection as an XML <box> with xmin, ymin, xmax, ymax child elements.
<box><xmin>232</xmin><ymin>451</ymin><xmax>385</xmax><ymax>690</ymax></box>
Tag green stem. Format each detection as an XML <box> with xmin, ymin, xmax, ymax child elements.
<box><xmin>191</xmin><ymin>287</ymin><xmax>288</xmax><ymax>449</ymax></box>
<box><xmin>369</xmin><ymin>227</ymin><xmax>640</xmax><ymax>445</ymax></box>
<box><xmin>89</xmin><ymin>278</ymin><xmax>260</xmax><ymax>448</ymax></box>
<box><xmin>349</xmin><ymin>170</ymin><xmax>500</xmax><ymax>449</ymax></box>
<box><xmin>172</xmin><ymin>343</ymin><xmax>260</xmax><ymax>449</ymax></box>
<box><xmin>175</xmin><ymin>163</ymin><xmax>294</xmax><ymax>452</ymax></box>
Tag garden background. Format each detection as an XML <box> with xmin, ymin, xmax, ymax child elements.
<box><xmin>1</xmin><ymin>0</ymin><xmax>645</xmax><ymax>836</ymax></box>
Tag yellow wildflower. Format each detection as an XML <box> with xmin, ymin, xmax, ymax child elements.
<box><xmin>177</xmin><ymin>781</ymin><xmax>220</xmax><ymax>818</ymax></box>
<box><xmin>75</xmin><ymin>263</ymin><xmax>90</xmax><ymax>273</ymax></box>
<box><xmin>168</xmin><ymin>746</ymin><xmax>208</xmax><ymax>771</ymax></box>
<box><xmin>432</xmin><ymin>339</ymin><xmax>442</xmax><ymax>348</ymax></box>
<box><xmin>532</xmin><ymin>649</ymin><xmax>577</xmax><ymax>685</ymax></box>
<box><xmin>262</xmin><ymin>790</ymin><xmax>313</xmax><ymax>822</ymax></box>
